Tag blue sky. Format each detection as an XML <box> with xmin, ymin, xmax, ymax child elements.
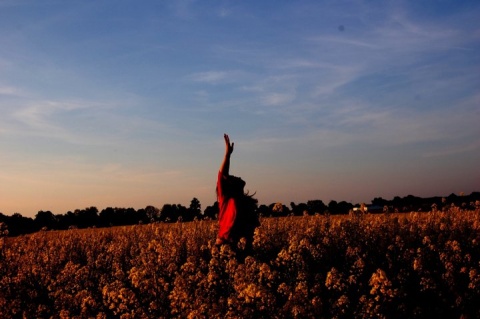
<box><xmin>1</xmin><ymin>0</ymin><xmax>479</xmax><ymax>217</ymax></box>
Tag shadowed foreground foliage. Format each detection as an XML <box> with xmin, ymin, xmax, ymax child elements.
<box><xmin>1</xmin><ymin>208</ymin><xmax>479</xmax><ymax>318</ymax></box>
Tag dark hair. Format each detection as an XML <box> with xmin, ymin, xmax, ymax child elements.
<box><xmin>217</xmin><ymin>175</ymin><xmax>246</xmax><ymax>199</ymax></box>
<box><xmin>231</xmin><ymin>191</ymin><xmax>259</xmax><ymax>246</ymax></box>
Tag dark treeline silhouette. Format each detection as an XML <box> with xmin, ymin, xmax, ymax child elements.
<box><xmin>1</xmin><ymin>192</ymin><xmax>479</xmax><ymax>237</ymax></box>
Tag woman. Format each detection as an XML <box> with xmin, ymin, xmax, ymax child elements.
<box><xmin>215</xmin><ymin>134</ymin><xmax>259</xmax><ymax>249</ymax></box>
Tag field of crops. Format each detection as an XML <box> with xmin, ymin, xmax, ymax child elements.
<box><xmin>1</xmin><ymin>208</ymin><xmax>479</xmax><ymax>318</ymax></box>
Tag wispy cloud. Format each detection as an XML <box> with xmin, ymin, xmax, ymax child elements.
<box><xmin>309</xmin><ymin>35</ymin><xmax>380</xmax><ymax>50</ymax></box>
<box><xmin>312</xmin><ymin>67</ymin><xmax>362</xmax><ymax>97</ymax></box>
<box><xmin>261</xmin><ymin>92</ymin><xmax>295</xmax><ymax>106</ymax></box>
<box><xmin>11</xmin><ymin>100</ymin><xmax>99</xmax><ymax>136</ymax></box>
<box><xmin>422</xmin><ymin>140</ymin><xmax>480</xmax><ymax>158</ymax></box>
<box><xmin>218</xmin><ymin>7</ymin><xmax>232</xmax><ymax>18</ymax></box>
<box><xmin>0</xmin><ymin>85</ymin><xmax>21</xmax><ymax>96</ymax></box>
<box><xmin>13</xmin><ymin>100</ymin><xmax>86</xmax><ymax>126</ymax></box>
<box><xmin>276</xmin><ymin>59</ymin><xmax>346</xmax><ymax>70</ymax></box>
<box><xmin>187</xmin><ymin>70</ymin><xmax>246</xmax><ymax>84</ymax></box>
<box><xmin>188</xmin><ymin>71</ymin><xmax>229</xmax><ymax>84</ymax></box>
<box><xmin>169</xmin><ymin>0</ymin><xmax>197</xmax><ymax>19</ymax></box>
<box><xmin>3</xmin><ymin>96</ymin><xmax>128</xmax><ymax>146</ymax></box>
<box><xmin>240</xmin><ymin>74</ymin><xmax>299</xmax><ymax>108</ymax></box>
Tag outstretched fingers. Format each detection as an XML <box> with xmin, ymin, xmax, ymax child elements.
<box><xmin>224</xmin><ymin>133</ymin><xmax>234</xmax><ymax>154</ymax></box>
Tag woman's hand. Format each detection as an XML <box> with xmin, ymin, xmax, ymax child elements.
<box><xmin>220</xmin><ymin>134</ymin><xmax>233</xmax><ymax>175</ymax></box>
<box><xmin>224</xmin><ymin>134</ymin><xmax>234</xmax><ymax>155</ymax></box>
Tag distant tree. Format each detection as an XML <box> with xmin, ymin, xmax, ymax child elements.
<box><xmin>203</xmin><ymin>202</ymin><xmax>219</xmax><ymax>220</ymax></box>
<box><xmin>75</xmin><ymin>207</ymin><xmax>98</xmax><ymax>228</ymax></box>
<box><xmin>290</xmin><ymin>202</ymin><xmax>298</xmax><ymax>215</ymax></box>
<box><xmin>372</xmin><ymin>197</ymin><xmax>388</xmax><ymax>207</ymax></box>
<box><xmin>176</xmin><ymin>204</ymin><xmax>188</xmax><ymax>222</ymax></box>
<box><xmin>122</xmin><ymin>208</ymin><xmax>138</xmax><ymax>225</ymax></box>
<box><xmin>98</xmin><ymin>207</ymin><xmax>139</xmax><ymax>226</ymax></box>
<box><xmin>327</xmin><ymin>200</ymin><xmax>338</xmax><ymax>214</ymax></box>
<box><xmin>404</xmin><ymin>195</ymin><xmax>422</xmax><ymax>211</ymax></box>
<box><xmin>447</xmin><ymin>193</ymin><xmax>457</xmax><ymax>201</ymax></box>
<box><xmin>99</xmin><ymin>207</ymin><xmax>116</xmax><ymax>227</ymax></box>
<box><xmin>135</xmin><ymin>208</ymin><xmax>148</xmax><ymax>224</ymax></box>
<box><xmin>307</xmin><ymin>200</ymin><xmax>327</xmax><ymax>215</ymax></box>
<box><xmin>290</xmin><ymin>202</ymin><xmax>309</xmax><ymax>216</ymax></box>
<box><xmin>392</xmin><ymin>196</ymin><xmax>403</xmax><ymax>211</ymax></box>
<box><xmin>144</xmin><ymin>205</ymin><xmax>160</xmax><ymax>222</ymax></box>
<box><xmin>186</xmin><ymin>197</ymin><xmax>201</xmax><ymax>221</ymax></box>
<box><xmin>446</xmin><ymin>193</ymin><xmax>459</xmax><ymax>207</ymax></box>
<box><xmin>56</xmin><ymin>211</ymin><xmax>75</xmax><ymax>230</ymax></box>
<box><xmin>337</xmin><ymin>201</ymin><xmax>354</xmax><ymax>215</ymax></box>
<box><xmin>6</xmin><ymin>213</ymin><xmax>36</xmax><ymax>236</ymax></box>
<box><xmin>34</xmin><ymin>210</ymin><xmax>56</xmax><ymax>230</ymax></box>
<box><xmin>160</xmin><ymin>204</ymin><xmax>186</xmax><ymax>222</ymax></box>
<box><xmin>257</xmin><ymin>204</ymin><xmax>271</xmax><ymax>217</ymax></box>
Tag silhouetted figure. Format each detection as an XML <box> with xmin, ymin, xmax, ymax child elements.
<box><xmin>216</xmin><ymin>134</ymin><xmax>259</xmax><ymax>253</ymax></box>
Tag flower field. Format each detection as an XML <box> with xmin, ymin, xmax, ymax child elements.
<box><xmin>1</xmin><ymin>208</ymin><xmax>479</xmax><ymax>318</ymax></box>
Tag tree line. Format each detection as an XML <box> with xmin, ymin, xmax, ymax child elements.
<box><xmin>1</xmin><ymin>192</ymin><xmax>479</xmax><ymax>237</ymax></box>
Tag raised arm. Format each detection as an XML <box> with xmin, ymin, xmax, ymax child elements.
<box><xmin>219</xmin><ymin>134</ymin><xmax>234</xmax><ymax>176</ymax></box>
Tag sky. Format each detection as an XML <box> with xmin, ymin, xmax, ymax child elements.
<box><xmin>0</xmin><ymin>0</ymin><xmax>479</xmax><ymax>217</ymax></box>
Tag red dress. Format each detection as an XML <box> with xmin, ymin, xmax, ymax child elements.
<box><xmin>217</xmin><ymin>171</ymin><xmax>237</xmax><ymax>243</ymax></box>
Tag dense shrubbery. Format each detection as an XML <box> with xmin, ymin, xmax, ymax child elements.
<box><xmin>1</xmin><ymin>208</ymin><xmax>479</xmax><ymax>318</ymax></box>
